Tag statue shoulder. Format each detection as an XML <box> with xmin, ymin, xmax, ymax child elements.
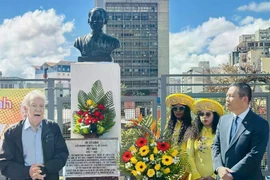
<box><xmin>103</xmin><ymin>34</ymin><xmax>120</xmax><ymax>48</ymax></box>
<box><xmin>74</xmin><ymin>34</ymin><xmax>92</xmax><ymax>48</ymax></box>
<box><xmin>103</xmin><ymin>34</ymin><xmax>119</xmax><ymax>42</ymax></box>
<box><xmin>75</xmin><ymin>34</ymin><xmax>92</xmax><ymax>42</ymax></box>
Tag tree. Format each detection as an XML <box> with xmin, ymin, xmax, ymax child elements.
<box><xmin>205</xmin><ymin>63</ymin><xmax>270</xmax><ymax>118</ymax></box>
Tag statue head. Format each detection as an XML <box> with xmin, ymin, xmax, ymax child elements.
<box><xmin>88</xmin><ymin>7</ymin><xmax>108</xmax><ymax>32</ymax></box>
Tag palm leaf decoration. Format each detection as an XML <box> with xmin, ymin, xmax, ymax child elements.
<box><xmin>77</xmin><ymin>90</ymin><xmax>88</xmax><ymax>111</ymax></box>
<box><xmin>87</xmin><ymin>80</ymin><xmax>105</xmax><ymax>103</ymax></box>
<box><xmin>72</xmin><ymin>80</ymin><xmax>116</xmax><ymax>136</ymax></box>
<box><xmin>118</xmin><ymin>115</ymin><xmax>190</xmax><ymax>179</ymax></box>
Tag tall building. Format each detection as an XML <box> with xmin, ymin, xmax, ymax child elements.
<box><xmin>95</xmin><ymin>0</ymin><xmax>169</xmax><ymax>96</ymax></box>
<box><xmin>33</xmin><ymin>60</ymin><xmax>73</xmax><ymax>98</ymax></box>
<box><xmin>33</xmin><ymin>61</ymin><xmax>73</xmax><ymax>80</ymax></box>
<box><xmin>0</xmin><ymin>71</ymin><xmax>24</xmax><ymax>88</ymax></box>
<box><xmin>168</xmin><ymin>78</ymin><xmax>181</xmax><ymax>94</ymax></box>
<box><xmin>230</xmin><ymin>27</ymin><xmax>270</xmax><ymax>68</ymax></box>
<box><xmin>181</xmin><ymin>61</ymin><xmax>220</xmax><ymax>93</ymax></box>
<box><xmin>255</xmin><ymin>27</ymin><xmax>270</xmax><ymax>41</ymax></box>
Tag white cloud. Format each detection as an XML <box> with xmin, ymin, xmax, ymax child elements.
<box><xmin>0</xmin><ymin>8</ymin><xmax>74</xmax><ymax>78</ymax></box>
<box><xmin>240</xmin><ymin>16</ymin><xmax>255</xmax><ymax>25</ymax></box>
<box><xmin>232</xmin><ymin>15</ymin><xmax>242</xmax><ymax>22</ymax></box>
<box><xmin>237</xmin><ymin>2</ymin><xmax>270</xmax><ymax>12</ymax></box>
<box><xmin>170</xmin><ymin>16</ymin><xmax>270</xmax><ymax>74</ymax></box>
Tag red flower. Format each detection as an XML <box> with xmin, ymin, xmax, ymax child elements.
<box><xmin>92</xmin><ymin>117</ymin><xmax>99</xmax><ymax>124</ymax></box>
<box><xmin>122</xmin><ymin>151</ymin><xmax>132</xmax><ymax>162</ymax></box>
<box><xmin>136</xmin><ymin>137</ymin><xmax>148</xmax><ymax>147</ymax></box>
<box><xmin>94</xmin><ymin>111</ymin><xmax>101</xmax><ymax>117</ymax></box>
<box><xmin>78</xmin><ymin>118</ymin><xmax>83</xmax><ymax>123</ymax></box>
<box><xmin>85</xmin><ymin>118</ymin><xmax>90</xmax><ymax>125</ymax></box>
<box><xmin>83</xmin><ymin>111</ymin><xmax>89</xmax><ymax>117</ymax></box>
<box><xmin>157</xmin><ymin>141</ymin><xmax>170</xmax><ymax>152</ymax></box>
<box><xmin>77</xmin><ymin>110</ymin><xmax>84</xmax><ymax>115</ymax></box>
<box><xmin>99</xmin><ymin>114</ymin><xmax>104</xmax><ymax>120</ymax></box>
<box><xmin>98</xmin><ymin>104</ymin><xmax>105</xmax><ymax>110</ymax></box>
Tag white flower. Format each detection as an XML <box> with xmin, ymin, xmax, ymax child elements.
<box><xmin>156</xmin><ymin>171</ymin><xmax>163</xmax><ymax>177</ymax></box>
<box><xmin>150</xmin><ymin>160</ymin><xmax>156</xmax><ymax>164</ymax></box>
<box><xmin>143</xmin><ymin>157</ymin><xmax>149</xmax><ymax>162</ymax></box>
<box><xmin>142</xmin><ymin>176</ymin><xmax>148</xmax><ymax>180</ymax></box>
<box><xmin>125</xmin><ymin>162</ymin><xmax>132</xmax><ymax>168</ymax></box>
<box><xmin>150</xmin><ymin>142</ymin><xmax>157</xmax><ymax>146</ymax></box>
<box><xmin>173</xmin><ymin>157</ymin><xmax>180</xmax><ymax>164</ymax></box>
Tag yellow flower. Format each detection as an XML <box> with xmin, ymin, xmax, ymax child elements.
<box><xmin>153</xmin><ymin>146</ymin><xmax>158</xmax><ymax>154</ymax></box>
<box><xmin>154</xmin><ymin>164</ymin><xmax>161</xmax><ymax>170</ymax></box>
<box><xmin>132</xmin><ymin>170</ymin><xmax>137</xmax><ymax>176</ymax></box>
<box><xmin>150</xmin><ymin>154</ymin><xmax>154</xmax><ymax>161</ymax></box>
<box><xmin>129</xmin><ymin>145</ymin><xmax>137</xmax><ymax>153</ymax></box>
<box><xmin>130</xmin><ymin>157</ymin><xmax>138</xmax><ymax>164</ymax></box>
<box><xmin>147</xmin><ymin>169</ymin><xmax>155</xmax><ymax>177</ymax></box>
<box><xmin>171</xmin><ymin>149</ymin><xmax>178</xmax><ymax>157</ymax></box>
<box><xmin>163</xmin><ymin>167</ymin><xmax>170</xmax><ymax>174</ymax></box>
<box><xmin>139</xmin><ymin>146</ymin><xmax>149</xmax><ymax>156</ymax></box>
<box><xmin>86</xmin><ymin>99</ymin><xmax>93</xmax><ymax>106</ymax></box>
<box><xmin>162</xmin><ymin>155</ymin><xmax>173</xmax><ymax>166</ymax></box>
<box><xmin>135</xmin><ymin>161</ymin><xmax>147</xmax><ymax>172</ymax></box>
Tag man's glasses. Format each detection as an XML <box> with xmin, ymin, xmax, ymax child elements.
<box><xmin>172</xmin><ymin>106</ymin><xmax>185</xmax><ymax>112</ymax></box>
<box><xmin>198</xmin><ymin>112</ymin><xmax>212</xmax><ymax>117</ymax></box>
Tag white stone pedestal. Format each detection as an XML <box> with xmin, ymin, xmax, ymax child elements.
<box><xmin>70</xmin><ymin>62</ymin><xmax>121</xmax><ymax>139</ymax></box>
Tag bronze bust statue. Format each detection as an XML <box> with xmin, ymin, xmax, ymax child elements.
<box><xmin>74</xmin><ymin>7</ymin><xmax>120</xmax><ymax>62</ymax></box>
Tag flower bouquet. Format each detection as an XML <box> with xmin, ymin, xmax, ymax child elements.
<box><xmin>72</xmin><ymin>80</ymin><xmax>116</xmax><ymax>137</ymax></box>
<box><xmin>118</xmin><ymin>115</ymin><xmax>189</xmax><ymax>180</ymax></box>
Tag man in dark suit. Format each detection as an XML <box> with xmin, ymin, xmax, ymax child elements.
<box><xmin>212</xmin><ymin>82</ymin><xmax>269</xmax><ymax>180</ymax></box>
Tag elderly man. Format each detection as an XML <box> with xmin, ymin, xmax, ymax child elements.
<box><xmin>0</xmin><ymin>90</ymin><xmax>69</xmax><ymax>180</ymax></box>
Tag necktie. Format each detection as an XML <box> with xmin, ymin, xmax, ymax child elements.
<box><xmin>230</xmin><ymin>116</ymin><xmax>239</xmax><ymax>141</ymax></box>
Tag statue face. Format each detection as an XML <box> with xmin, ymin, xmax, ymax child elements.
<box><xmin>89</xmin><ymin>10</ymin><xmax>105</xmax><ymax>31</ymax></box>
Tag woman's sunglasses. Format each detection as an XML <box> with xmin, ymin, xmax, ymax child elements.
<box><xmin>198</xmin><ymin>112</ymin><xmax>212</xmax><ymax>117</ymax></box>
<box><xmin>172</xmin><ymin>106</ymin><xmax>185</xmax><ymax>112</ymax></box>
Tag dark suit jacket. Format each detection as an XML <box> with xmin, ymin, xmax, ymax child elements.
<box><xmin>0</xmin><ymin>119</ymin><xmax>69</xmax><ymax>180</ymax></box>
<box><xmin>212</xmin><ymin>110</ymin><xmax>269</xmax><ymax>180</ymax></box>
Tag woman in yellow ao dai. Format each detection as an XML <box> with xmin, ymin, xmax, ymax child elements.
<box><xmin>165</xmin><ymin>93</ymin><xmax>195</xmax><ymax>152</ymax></box>
<box><xmin>165</xmin><ymin>93</ymin><xmax>195</xmax><ymax>180</ymax></box>
<box><xmin>187</xmin><ymin>99</ymin><xmax>224</xmax><ymax>180</ymax></box>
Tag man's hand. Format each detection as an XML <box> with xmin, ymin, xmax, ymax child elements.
<box><xmin>218</xmin><ymin>166</ymin><xmax>233</xmax><ymax>180</ymax></box>
<box><xmin>29</xmin><ymin>164</ymin><xmax>45</xmax><ymax>180</ymax></box>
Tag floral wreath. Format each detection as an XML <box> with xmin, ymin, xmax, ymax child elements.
<box><xmin>117</xmin><ymin>115</ymin><xmax>189</xmax><ymax>180</ymax></box>
<box><xmin>72</xmin><ymin>80</ymin><xmax>116</xmax><ymax>136</ymax></box>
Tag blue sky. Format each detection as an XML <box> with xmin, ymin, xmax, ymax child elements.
<box><xmin>170</xmin><ymin>0</ymin><xmax>270</xmax><ymax>32</ymax></box>
<box><xmin>0</xmin><ymin>0</ymin><xmax>270</xmax><ymax>77</ymax></box>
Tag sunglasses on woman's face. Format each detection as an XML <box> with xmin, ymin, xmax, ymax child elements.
<box><xmin>198</xmin><ymin>112</ymin><xmax>212</xmax><ymax>117</ymax></box>
<box><xmin>172</xmin><ymin>106</ymin><xmax>185</xmax><ymax>112</ymax></box>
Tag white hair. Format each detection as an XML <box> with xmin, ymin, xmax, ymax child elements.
<box><xmin>21</xmin><ymin>89</ymin><xmax>47</xmax><ymax>108</ymax></box>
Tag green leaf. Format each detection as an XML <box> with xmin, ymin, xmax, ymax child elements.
<box><xmin>78</xmin><ymin>90</ymin><xmax>88</xmax><ymax>110</ymax></box>
<box><xmin>88</xmin><ymin>80</ymin><xmax>105</xmax><ymax>103</ymax></box>
<box><xmin>73</xmin><ymin>80</ymin><xmax>116</xmax><ymax>136</ymax></box>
